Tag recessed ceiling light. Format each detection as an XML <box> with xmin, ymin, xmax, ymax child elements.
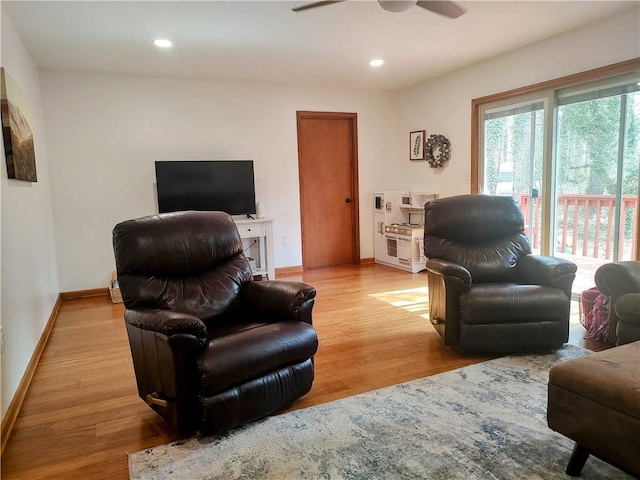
<box><xmin>153</xmin><ymin>39</ymin><xmax>173</xmax><ymax>48</ymax></box>
<box><xmin>370</xmin><ymin>59</ymin><xmax>384</xmax><ymax>67</ymax></box>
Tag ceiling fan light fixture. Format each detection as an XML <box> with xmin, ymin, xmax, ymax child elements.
<box><xmin>378</xmin><ymin>0</ymin><xmax>417</xmax><ymax>13</ymax></box>
<box><xmin>369</xmin><ymin>59</ymin><xmax>384</xmax><ymax>67</ymax></box>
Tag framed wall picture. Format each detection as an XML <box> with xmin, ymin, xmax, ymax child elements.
<box><xmin>410</xmin><ymin>130</ymin><xmax>425</xmax><ymax>161</ymax></box>
<box><xmin>1</xmin><ymin>67</ymin><xmax>37</xmax><ymax>182</ymax></box>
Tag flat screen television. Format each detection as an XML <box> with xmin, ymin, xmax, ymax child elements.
<box><xmin>155</xmin><ymin>160</ymin><xmax>256</xmax><ymax>216</ymax></box>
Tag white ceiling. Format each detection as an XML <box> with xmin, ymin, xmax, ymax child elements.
<box><xmin>2</xmin><ymin>1</ymin><xmax>638</xmax><ymax>90</ymax></box>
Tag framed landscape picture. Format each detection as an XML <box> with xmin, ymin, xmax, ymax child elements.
<box><xmin>1</xmin><ymin>67</ymin><xmax>37</xmax><ymax>182</ymax></box>
<box><xmin>410</xmin><ymin>130</ymin><xmax>425</xmax><ymax>161</ymax></box>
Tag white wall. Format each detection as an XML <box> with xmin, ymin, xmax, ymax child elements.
<box><xmin>394</xmin><ymin>8</ymin><xmax>640</xmax><ymax>197</ymax></box>
<box><xmin>41</xmin><ymin>8</ymin><xmax>640</xmax><ymax>292</ymax></box>
<box><xmin>40</xmin><ymin>72</ymin><xmax>403</xmax><ymax>290</ymax></box>
<box><xmin>0</xmin><ymin>12</ymin><xmax>59</xmax><ymax>419</ymax></box>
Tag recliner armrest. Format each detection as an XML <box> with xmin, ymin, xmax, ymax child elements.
<box><xmin>595</xmin><ymin>261</ymin><xmax>640</xmax><ymax>297</ymax></box>
<box><xmin>516</xmin><ymin>255</ymin><xmax>577</xmax><ymax>297</ymax></box>
<box><xmin>125</xmin><ymin>308</ymin><xmax>208</xmax><ymax>345</ymax></box>
<box><xmin>615</xmin><ymin>293</ymin><xmax>640</xmax><ymax>326</ymax></box>
<box><xmin>241</xmin><ymin>281</ymin><xmax>316</xmax><ymax>325</ymax></box>
<box><xmin>426</xmin><ymin>258</ymin><xmax>472</xmax><ymax>290</ymax></box>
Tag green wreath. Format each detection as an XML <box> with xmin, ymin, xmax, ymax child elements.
<box><xmin>425</xmin><ymin>134</ymin><xmax>451</xmax><ymax>168</ymax></box>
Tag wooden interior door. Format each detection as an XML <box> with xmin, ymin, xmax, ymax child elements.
<box><xmin>297</xmin><ymin>111</ymin><xmax>359</xmax><ymax>270</ymax></box>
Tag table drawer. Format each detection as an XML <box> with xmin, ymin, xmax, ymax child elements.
<box><xmin>237</xmin><ymin>223</ymin><xmax>265</xmax><ymax>237</ymax></box>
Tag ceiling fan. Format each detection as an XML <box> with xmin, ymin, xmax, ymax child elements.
<box><xmin>292</xmin><ymin>0</ymin><xmax>465</xmax><ymax>19</ymax></box>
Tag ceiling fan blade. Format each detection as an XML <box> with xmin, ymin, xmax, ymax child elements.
<box><xmin>292</xmin><ymin>0</ymin><xmax>346</xmax><ymax>12</ymax></box>
<box><xmin>415</xmin><ymin>0</ymin><xmax>465</xmax><ymax>18</ymax></box>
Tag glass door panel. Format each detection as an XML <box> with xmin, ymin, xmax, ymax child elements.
<box><xmin>555</xmin><ymin>84</ymin><xmax>639</xmax><ymax>293</ymax></box>
<box><xmin>483</xmin><ymin>101</ymin><xmax>545</xmax><ymax>253</ymax></box>
<box><xmin>621</xmin><ymin>91</ymin><xmax>639</xmax><ymax>261</ymax></box>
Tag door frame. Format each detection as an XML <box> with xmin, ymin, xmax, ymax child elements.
<box><xmin>296</xmin><ymin>111</ymin><xmax>360</xmax><ymax>270</ymax></box>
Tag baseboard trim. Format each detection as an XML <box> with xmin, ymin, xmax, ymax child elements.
<box><xmin>1</xmin><ymin>293</ymin><xmax>63</xmax><ymax>456</ymax></box>
<box><xmin>275</xmin><ymin>265</ymin><xmax>304</xmax><ymax>276</ymax></box>
<box><xmin>61</xmin><ymin>288</ymin><xmax>109</xmax><ymax>300</ymax></box>
<box><xmin>276</xmin><ymin>260</ymin><xmax>375</xmax><ymax>275</ymax></box>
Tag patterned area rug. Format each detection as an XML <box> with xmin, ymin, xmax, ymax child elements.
<box><xmin>129</xmin><ymin>345</ymin><xmax>632</xmax><ymax>480</ymax></box>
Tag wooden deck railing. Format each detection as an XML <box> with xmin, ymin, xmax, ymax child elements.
<box><xmin>519</xmin><ymin>194</ymin><xmax>638</xmax><ymax>260</ymax></box>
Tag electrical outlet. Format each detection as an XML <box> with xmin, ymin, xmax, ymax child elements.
<box><xmin>282</xmin><ymin>236</ymin><xmax>288</xmax><ymax>245</ymax></box>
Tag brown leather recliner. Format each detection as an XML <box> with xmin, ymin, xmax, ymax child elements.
<box><xmin>423</xmin><ymin>194</ymin><xmax>577</xmax><ymax>353</ymax></box>
<box><xmin>112</xmin><ymin>210</ymin><xmax>319</xmax><ymax>435</ymax></box>
<box><xmin>594</xmin><ymin>261</ymin><xmax>640</xmax><ymax>345</ymax></box>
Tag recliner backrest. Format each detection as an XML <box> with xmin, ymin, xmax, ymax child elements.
<box><xmin>424</xmin><ymin>195</ymin><xmax>531</xmax><ymax>283</ymax></box>
<box><xmin>113</xmin><ymin>210</ymin><xmax>252</xmax><ymax>320</ymax></box>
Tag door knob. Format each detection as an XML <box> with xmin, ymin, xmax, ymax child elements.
<box><xmin>345</xmin><ymin>198</ymin><xmax>352</xmax><ymax>203</ymax></box>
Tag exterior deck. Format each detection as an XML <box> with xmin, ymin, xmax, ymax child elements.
<box><xmin>518</xmin><ymin>193</ymin><xmax>638</xmax><ymax>297</ymax></box>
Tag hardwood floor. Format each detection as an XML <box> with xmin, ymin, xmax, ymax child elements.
<box><xmin>1</xmin><ymin>264</ymin><xmax>609</xmax><ymax>479</ymax></box>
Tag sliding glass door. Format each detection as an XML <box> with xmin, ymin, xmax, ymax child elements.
<box><xmin>478</xmin><ymin>71</ymin><xmax>640</xmax><ymax>295</ymax></box>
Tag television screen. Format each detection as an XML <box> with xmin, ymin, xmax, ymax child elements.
<box><xmin>155</xmin><ymin>160</ymin><xmax>256</xmax><ymax>215</ymax></box>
